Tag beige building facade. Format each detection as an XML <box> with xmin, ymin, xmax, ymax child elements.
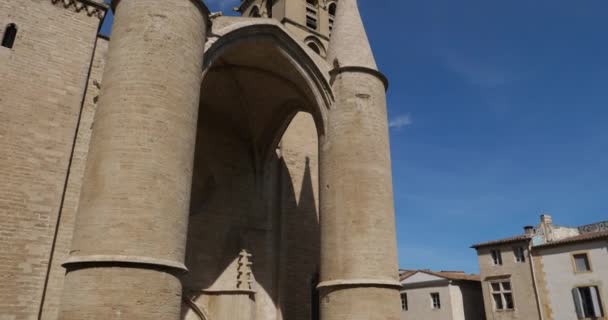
<box><xmin>473</xmin><ymin>215</ymin><xmax>608</xmax><ymax>320</ymax></box>
<box><xmin>0</xmin><ymin>1</ymin><xmax>401</xmax><ymax>320</ymax></box>
<box><xmin>399</xmin><ymin>270</ymin><xmax>485</xmax><ymax>320</ymax></box>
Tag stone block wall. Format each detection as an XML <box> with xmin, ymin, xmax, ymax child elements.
<box><xmin>0</xmin><ymin>0</ymin><xmax>103</xmax><ymax>318</ymax></box>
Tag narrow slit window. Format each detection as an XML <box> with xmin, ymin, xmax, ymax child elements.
<box><xmin>328</xmin><ymin>2</ymin><xmax>337</xmax><ymax>34</ymax></box>
<box><xmin>401</xmin><ymin>293</ymin><xmax>408</xmax><ymax>311</ymax></box>
<box><xmin>491</xmin><ymin>249</ymin><xmax>503</xmax><ymax>265</ymax></box>
<box><xmin>514</xmin><ymin>247</ymin><xmax>526</xmax><ymax>263</ymax></box>
<box><xmin>2</xmin><ymin>24</ymin><xmax>17</xmax><ymax>49</ymax></box>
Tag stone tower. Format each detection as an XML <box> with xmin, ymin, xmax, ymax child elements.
<box><xmin>0</xmin><ymin>0</ymin><xmax>400</xmax><ymax>319</ymax></box>
<box><xmin>239</xmin><ymin>0</ymin><xmax>336</xmax><ymax>56</ymax></box>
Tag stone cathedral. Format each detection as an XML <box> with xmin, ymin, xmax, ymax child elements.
<box><xmin>0</xmin><ymin>0</ymin><xmax>400</xmax><ymax>319</ymax></box>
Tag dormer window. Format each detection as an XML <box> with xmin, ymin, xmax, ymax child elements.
<box><xmin>2</xmin><ymin>23</ymin><xmax>17</xmax><ymax>49</ymax></box>
<box><xmin>306</xmin><ymin>0</ymin><xmax>318</xmax><ymax>30</ymax></box>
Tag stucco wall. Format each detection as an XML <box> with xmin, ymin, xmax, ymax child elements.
<box><xmin>537</xmin><ymin>241</ymin><xmax>608</xmax><ymax>320</ymax></box>
<box><xmin>477</xmin><ymin>241</ymin><xmax>540</xmax><ymax>320</ymax></box>
<box><xmin>400</xmin><ymin>282</ymin><xmax>454</xmax><ymax>320</ymax></box>
<box><xmin>449</xmin><ymin>284</ymin><xmax>466</xmax><ymax>320</ymax></box>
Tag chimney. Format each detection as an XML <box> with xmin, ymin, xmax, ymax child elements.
<box><xmin>541</xmin><ymin>214</ymin><xmax>553</xmax><ymax>225</ymax></box>
<box><xmin>524</xmin><ymin>226</ymin><xmax>535</xmax><ymax>236</ymax></box>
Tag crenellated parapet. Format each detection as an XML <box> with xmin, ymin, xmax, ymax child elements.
<box><xmin>50</xmin><ymin>0</ymin><xmax>108</xmax><ymax>19</ymax></box>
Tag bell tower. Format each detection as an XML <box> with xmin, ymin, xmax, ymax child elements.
<box><xmin>238</xmin><ymin>0</ymin><xmax>337</xmax><ymax>57</ymax></box>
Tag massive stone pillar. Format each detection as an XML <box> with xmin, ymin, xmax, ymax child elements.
<box><xmin>318</xmin><ymin>1</ymin><xmax>401</xmax><ymax>319</ymax></box>
<box><xmin>58</xmin><ymin>0</ymin><xmax>208</xmax><ymax>319</ymax></box>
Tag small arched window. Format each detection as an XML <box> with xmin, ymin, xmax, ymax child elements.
<box><xmin>328</xmin><ymin>2</ymin><xmax>337</xmax><ymax>16</ymax></box>
<box><xmin>305</xmin><ymin>37</ymin><xmax>326</xmax><ymax>57</ymax></box>
<box><xmin>328</xmin><ymin>3</ymin><xmax>337</xmax><ymax>34</ymax></box>
<box><xmin>250</xmin><ymin>6</ymin><xmax>261</xmax><ymax>18</ymax></box>
<box><xmin>2</xmin><ymin>24</ymin><xmax>17</xmax><ymax>49</ymax></box>
<box><xmin>307</xmin><ymin>42</ymin><xmax>321</xmax><ymax>55</ymax></box>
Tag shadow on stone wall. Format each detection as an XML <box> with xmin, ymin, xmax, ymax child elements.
<box><xmin>180</xmin><ymin>111</ymin><xmax>320</xmax><ymax>320</ymax></box>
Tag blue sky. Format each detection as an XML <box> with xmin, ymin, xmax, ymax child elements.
<box><xmin>102</xmin><ymin>1</ymin><xmax>608</xmax><ymax>274</ymax></box>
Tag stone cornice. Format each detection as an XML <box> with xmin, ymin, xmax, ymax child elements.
<box><xmin>50</xmin><ymin>0</ymin><xmax>108</xmax><ymax>20</ymax></box>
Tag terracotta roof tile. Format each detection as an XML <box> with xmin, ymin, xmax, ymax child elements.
<box><xmin>471</xmin><ymin>234</ymin><xmax>532</xmax><ymax>249</ymax></box>
<box><xmin>400</xmin><ymin>269</ymin><xmax>480</xmax><ymax>282</ymax></box>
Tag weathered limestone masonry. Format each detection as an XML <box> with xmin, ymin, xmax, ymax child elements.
<box><xmin>39</xmin><ymin>36</ymin><xmax>109</xmax><ymax>320</ymax></box>
<box><xmin>1</xmin><ymin>0</ymin><xmax>400</xmax><ymax>319</ymax></box>
<box><xmin>319</xmin><ymin>1</ymin><xmax>401</xmax><ymax>320</ymax></box>
<box><xmin>58</xmin><ymin>0</ymin><xmax>208</xmax><ymax>318</ymax></box>
<box><xmin>0</xmin><ymin>0</ymin><xmax>106</xmax><ymax>319</ymax></box>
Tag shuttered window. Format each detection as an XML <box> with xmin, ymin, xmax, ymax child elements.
<box><xmin>573</xmin><ymin>286</ymin><xmax>604</xmax><ymax>319</ymax></box>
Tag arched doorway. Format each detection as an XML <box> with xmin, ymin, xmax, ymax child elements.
<box><xmin>181</xmin><ymin>23</ymin><xmax>331</xmax><ymax>320</ymax></box>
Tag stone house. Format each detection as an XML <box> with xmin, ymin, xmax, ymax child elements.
<box><xmin>399</xmin><ymin>269</ymin><xmax>486</xmax><ymax>320</ymax></box>
<box><xmin>472</xmin><ymin>215</ymin><xmax>608</xmax><ymax>320</ymax></box>
<box><xmin>0</xmin><ymin>0</ymin><xmax>401</xmax><ymax>319</ymax></box>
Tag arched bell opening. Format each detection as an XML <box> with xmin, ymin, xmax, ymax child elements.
<box><xmin>182</xmin><ymin>24</ymin><xmax>330</xmax><ymax>320</ymax></box>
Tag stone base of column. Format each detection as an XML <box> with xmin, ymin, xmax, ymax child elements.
<box><xmin>59</xmin><ymin>266</ymin><xmax>182</xmax><ymax>320</ymax></box>
<box><xmin>320</xmin><ymin>286</ymin><xmax>401</xmax><ymax>320</ymax></box>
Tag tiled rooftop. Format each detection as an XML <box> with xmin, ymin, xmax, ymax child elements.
<box><xmin>400</xmin><ymin>269</ymin><xmax>481</xmax><ymax>282</ymax></box>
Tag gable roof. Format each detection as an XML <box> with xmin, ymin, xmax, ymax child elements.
<box><xmin>400</xmin><ymin>269</ymin><xmax>480</xmax><ymax>282</ymax></box>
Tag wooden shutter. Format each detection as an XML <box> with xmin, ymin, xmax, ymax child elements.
<box><xmin>590</xmin><ymin>287</ymin><xmax>603</xmax><ymax>317</ymax></box>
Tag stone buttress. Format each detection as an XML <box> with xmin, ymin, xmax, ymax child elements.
<box><xmin>57</xmin><ymin>0</ymin><xmax>209</xmax><ymax>318</ymax></box>
<box><xmin>318</xmin><ymin>0</ymin><xmax>402</xmax><ymax>319</ymax></box>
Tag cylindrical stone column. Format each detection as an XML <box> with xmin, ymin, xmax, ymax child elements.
<box><xmin>318</xmin><ymin>70</ymin><xmax>401</xmax><ymax>320</ymax></box>
<box><xmin>58</xmin><ymin>0</ymin><xmax>208</xmax><ymax>319</ymax></box>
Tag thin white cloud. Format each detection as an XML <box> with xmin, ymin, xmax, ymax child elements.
<box><xmin>445</xmin><ymin>57</ymin><xmax>510</xmax><ymax>88</ymax></box>
<box><xmin>389</xmin><ymin>114</ymin><xmax>413</xmax><ymax>129</ymax></box>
